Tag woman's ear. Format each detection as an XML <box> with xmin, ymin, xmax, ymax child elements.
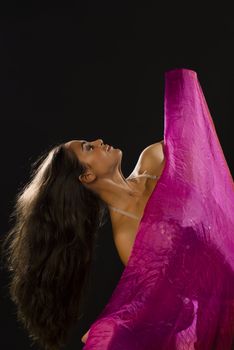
<box><xmin>79</xmin><ymin>171</ymin><xmax>96</xmax><ymax>184</ymax></box>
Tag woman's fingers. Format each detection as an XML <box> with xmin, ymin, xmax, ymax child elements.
<box><xmin>81</xmin><ymin>329</ymin><xmax>90</xmax><ymax>344</ymax></box>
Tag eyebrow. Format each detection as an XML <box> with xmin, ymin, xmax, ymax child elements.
<box><xmin>81</xmin><ymin>141</ymin><xmax>87</xmax><ymax>151</ymax></box>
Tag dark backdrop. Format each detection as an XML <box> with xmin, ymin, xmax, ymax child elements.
<box><xmin>0</xmin><ymin>3</ymin><xmax>233</xmax><ymax>350</ymax></box>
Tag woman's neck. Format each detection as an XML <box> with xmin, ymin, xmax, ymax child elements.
<box><xmin>87</xmin><ymin>171</ymin><xmax>146</xmax><ymax>211</ymax></box>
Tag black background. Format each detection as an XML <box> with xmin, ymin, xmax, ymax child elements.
<box><xmin>0</xmin><ymin>3</ymin><xmax>233</xmax><ymax>349</ymax></box>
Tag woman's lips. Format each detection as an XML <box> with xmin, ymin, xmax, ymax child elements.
<box><xmin>106</xmin><ymin>145</ymin><xmax>113</xmax><ymax>151</ymax></box>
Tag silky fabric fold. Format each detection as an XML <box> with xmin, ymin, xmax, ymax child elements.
<box><xmin>83</xmin><ymin>68</ymin><xmax>234</xmax><ymax>350</ymax></box>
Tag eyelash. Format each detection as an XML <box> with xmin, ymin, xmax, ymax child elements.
<box><xmin>86</xmin><ymin>144</ymin><xmax>94</xmax><ymax>150</ymax></box>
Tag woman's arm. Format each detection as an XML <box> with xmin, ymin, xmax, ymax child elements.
<box><xmin>136</xmin><ymin>140</ymin><xmax>165</xmax><ymax>177</ymax></box>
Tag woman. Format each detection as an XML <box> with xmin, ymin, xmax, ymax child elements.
<box><xmin>65</xmin><ymin>138</ymin><xmax>165</xmax><ymax>268</ymax></box>
<box><xmin>1</xmin><ymin>133</ymin><xmax>165</xmax><ymax>349</ymax></box>
<box><xmin>0</xmin><ymin>139</ymin><xmax>107</xmax><ymax>350</ymax></box>
<box><xmin>2</xmin><ymin>68</ymin><xmax>234</xmax><ymax>350</ymax></box>
<box><xmin>65</xmin><ymin>138</ymin><xmax>165</xmax><ymax>343</ymax></box>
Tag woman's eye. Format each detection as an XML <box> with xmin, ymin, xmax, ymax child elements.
<box><xmin>87</xmin><ymin>144</ymin><xmax>94</xmax><ymax>150</ymax></box>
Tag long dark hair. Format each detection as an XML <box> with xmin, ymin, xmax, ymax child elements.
<box><xmin>1</xmin><ymin>143</ymin><xmax>108</xmax><ymax>350</ymax></box>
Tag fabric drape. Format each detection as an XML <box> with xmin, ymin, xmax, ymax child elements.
<box><xmin>83</xmin><ymin>68</ymin><xmax>234</xmax><ymax>350</ymax></box>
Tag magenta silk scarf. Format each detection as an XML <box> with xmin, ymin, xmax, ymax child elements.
<box><xmin>83</xmin><ymin>68</ymin><xmax>234</xmax><ymax>349</ymax></box>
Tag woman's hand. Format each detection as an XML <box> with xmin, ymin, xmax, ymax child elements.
<box><xmin>81</xmin><ymin>329</ymin><xmax>90</xmax><ymax>344</ymax></box>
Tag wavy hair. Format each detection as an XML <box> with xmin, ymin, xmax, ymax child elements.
<box><xmin>1</xmin><ymin>143</ymin><xmax>108</xmax><ymax>350</ymax></box>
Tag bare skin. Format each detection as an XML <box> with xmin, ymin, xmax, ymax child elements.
<box><xmin>64</xmin><ymin>139</ymin><xmax>146</xmax><ymax>209</ymax></box>
<box><xmin>64</xmin><ymin>138</ymin><xmax>165</xmax><ymax>265</ymax></box>
<box><xmin>64</xmin><ymin>138</ymin><xmax>165</xmax><ymax>344</ymax></box>
<box><xmin>64</xmin><ymin>138</ymin><xmax>164</xmax><ymax>219</ymax></box>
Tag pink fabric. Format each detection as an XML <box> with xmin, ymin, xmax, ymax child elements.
<box><xmin>83</xmin><ymin>68</ymin><xmax>234</xmax><ymax>349</ymax></box>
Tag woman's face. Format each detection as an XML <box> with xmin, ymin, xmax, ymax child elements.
<box><xmin>64</xmin><ymin>139</ymin><xmax>122</xmax><ymax>183</ymax></box>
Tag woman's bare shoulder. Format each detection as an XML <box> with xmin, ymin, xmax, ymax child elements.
<box><xmin>129</xmin><ymin>140</ymin><xmax>165</xmax><ymax>178</ymax></box>
<box><xmin>141</xmin><ymin>140</ymin><xmax>164</xmax><ymax>158</ymax></box>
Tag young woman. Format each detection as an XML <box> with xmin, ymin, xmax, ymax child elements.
<box><xmin>2</xmin><ymin>68</ymin><xmax>234</xmax><ymax>350</ymax></box>
<box><xmin>65</xmin><ymin>138</ymin><xmax>165</xmax><ymax>344</ymax></box>
<box><xmin>65</xmin><ymin>138</ymin><xmax>165</xmax><ymax>268</ymax></box>
<box><xmin>1</xmin><ymin>134</ymin><xmax>165</xmax><ymax>350</ymax></box>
